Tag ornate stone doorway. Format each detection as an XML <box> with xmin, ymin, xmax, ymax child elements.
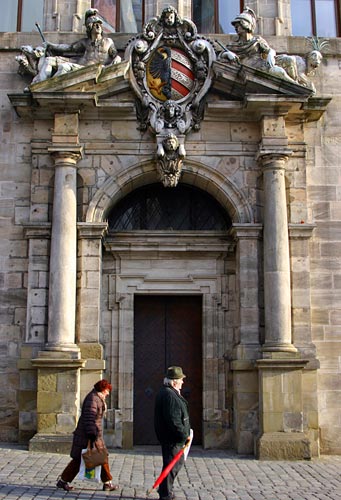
<box><xmin>133</xmin><ymin>294</ymin><xmax>203</xmax><ymax>445</ymax></box>
<box><xmin>103</xmin><ymin>230</ymin><xmax>235</xmax><ymax>449</ymax></box>
<box><xmin>101</xmin><ymin>181</ymin><xmax>237</xmax><ymax>448</ymax></box>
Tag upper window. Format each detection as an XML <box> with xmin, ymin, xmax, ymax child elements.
<box><xmin>193</xmin><ymin>0</ymin><xmax>243</xmax><ymax>33</ymax></box>
<box><xmin>107</xmin><ymin>184</ymin><xmax>231</xmax><ymax>231</ymax></box>
<box><xmin>92</xmin><ymin>0</ymin><xmax>143</xmax><ymax>32</ymax></box>
<box><xmin>291</xmin><ymin>0</ymin><xmax>340</xmax><ymax>36</ymax></box>
<box><xmin>0</xmin><ymin>0</ymin><xmax>43</xmax><ymax>32</ymax></box>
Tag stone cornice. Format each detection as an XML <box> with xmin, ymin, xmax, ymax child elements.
<box><xmin>230</xmin><ymin>223</ymin><xmax>263</xmax><ymax>240</ymax></box>
<box><xmin>23</xmin><ymin>222</ymin><xmax>51</xmax><ymax>239</ymax></box>
<box><xmin>288</xmin><ymin>223</ymin><xmax>316</xmax><ymax>239</ymax></box>
<box><xmin>77</xmin><ymin>222</ymin><xmax>108</xmax><ymax>239</ymax></box>
<box><xmin>104</xmin><ymin>231</ymin><xmax>236</xmax><ymax>254</ymax></box>
<box><xmin>256</xmin><ymin>358</ymin><xmax>309</xmax><ymax>369</ymax></box>
<box><xmin>31</xmin><ymin>358</ymin><xmax>85</xmax><ymax>368</ymax></box>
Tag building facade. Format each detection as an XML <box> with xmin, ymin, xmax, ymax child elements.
<box><xmin>0</xmin><ymin>0</ymin><xmax>341</xmax><ymax>459</ymax></box>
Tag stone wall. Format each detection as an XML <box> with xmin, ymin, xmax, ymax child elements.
<box><xmin>0</xmin><ymin>21</ymin><xmax>341</xmax><ymax>454</ymax></box>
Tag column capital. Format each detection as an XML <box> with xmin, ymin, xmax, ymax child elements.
<box><xmin>48</xmin><ymin>146</ymin><xmax>83</xmax><ymax>166</ymax></box>
<box><xmin>257</xmin><ymin>149</ymin><xmax>292</xmax><ymax>168</ymax></box>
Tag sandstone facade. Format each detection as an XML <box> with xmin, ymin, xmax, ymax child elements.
<box><xmin>0</xmin><ymin>0</ymin><xmax>341</xmax><ymax>458</ymax></box>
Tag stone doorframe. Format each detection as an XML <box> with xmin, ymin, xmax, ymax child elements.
<box><xmin>103</xmin><ymin>231</ymin><xmax>236</xmax><ymax>449</ymax></box>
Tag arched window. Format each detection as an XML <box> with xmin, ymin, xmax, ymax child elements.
<box><xmin>92</xmin><ymin>0</ymin><xmax>144</xmax><ymax>33</ymax></box>
<box><xmin>291</xmin><ymin>0</ymin><xmax>340</xmax><ymax>36</ymax></box>
<box><xmin>107</xmin><ymin>184</ymin><xmax>232</xmax><ymax>231</ymax></box>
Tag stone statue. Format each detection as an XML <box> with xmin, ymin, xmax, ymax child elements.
<box><xmin>157</xmin><ymin>133</ymin><xmax>186</xmax><ymax>188</ymax></box>
<box><xmin>15</xmin><ymin>45</ymin><xmax>45</xmax><ymax>78</ymax></box>
<box><xmin>275</xmin><ymin>38</ymin><xmax>328</xmax><ymax>93</ymax></box>
<box><xmin>218</xmin><ymin>8</ymin><xmax>276</xmax><ymax>69</ymax></box>
<box><xmin>16</xmin><ymin>9</ymin><xmax>121</xmax><ymax>85</ymax></box>
<box><xmin>218</xmin><ymin>7</ymin><xmax>326</xmax><ymax>91</ymax></box>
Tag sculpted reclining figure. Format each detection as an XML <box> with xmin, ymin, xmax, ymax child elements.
<box><xmin>275</xmin><ymin>37</ymin><xmax>328</xmax><ymax>93</ymax></box>
<box><xmin>16</xmin><ymin>9</ymin><xmax>120</xmax><ymax>85</ymax></box>
<box><xmin>218</xmin><ymin>6</ymin><xmax>325</xmax><ymax>92</ymax></box>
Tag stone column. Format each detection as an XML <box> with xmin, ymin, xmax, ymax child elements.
<box><xmin>45</xmin><ymin>114</ymin><xmax>83</xmax><ymax>354</ymax></box>
<box><xmin>256</xmin><ymin>115</ymin><xmax>312</xmax><ymax>459</ymax></box>
<box><xmin>29</xmin><ymin>113</ymin><xmax>84</xmax><ymax>453</ymax></box>
<box><xmin>259</xmin><ymin>151</ymin><xmax>296</xmax><ymax>353</ymax></box>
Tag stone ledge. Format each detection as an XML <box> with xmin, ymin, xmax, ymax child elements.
<box><xmin>29</xmin><ymin>433</ymin><xmax>72</xmax><ymax>454</ymax></box>
<box><xmin>31</xmin><ymin>358</ymin><xmax>85</xmax><ymax>368</ymax></box>
<box><xmin>257</xmin><ymin>432</ymin><xmax>312</xmax><ymax>460</ymax></box>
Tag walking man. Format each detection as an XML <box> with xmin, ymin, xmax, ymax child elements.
<box><xmin>154</xmin><ymin>366</ymin><xmax>191</xmax><ymax>500</ymax></box>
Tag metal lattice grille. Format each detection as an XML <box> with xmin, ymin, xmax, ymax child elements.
<box><xmin>108</xmin><ymin>184</ymin><xmax>231</xmax><ymax>231</ymax></box>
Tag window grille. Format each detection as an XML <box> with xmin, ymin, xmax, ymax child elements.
<box><xmin>108</xmin><ymin>184</ymin><xmax>232</xmax><ymax>231</ymax></box>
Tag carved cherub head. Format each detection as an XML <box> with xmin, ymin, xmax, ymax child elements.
<box><xmin>160</xmin><ymin>6</ymin><xmax>179</xmax><ymax>28</ymax></box>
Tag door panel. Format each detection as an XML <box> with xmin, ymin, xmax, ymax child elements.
<box><xmin>134</xmin><ymin>295</ymin><xmax>202</xmax><ymax>445</ymax></box>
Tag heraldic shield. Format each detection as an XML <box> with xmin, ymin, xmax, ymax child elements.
<box><xmin>146</xmin><ymin>46</ymin><xmax>195</xmax><ymax>102</ymax></box>
<box><xmin>124</xmin><ymin>5</ymin><xmax>216</xmax><ymax>187</ymax></box>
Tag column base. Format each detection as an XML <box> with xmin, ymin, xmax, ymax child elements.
<box><xmin>29</xmin><ymin>433</ymin><xmax>72</xmax><ymax>454</ymax></box>
<box><xmin>256</xmin><ymin>432</ymin><xmax>312</xmax><ymax>460</ymax></box>
<box><xmin>262</xmin><ymin>342</ymin><xmax>297</xmax><ymax>353</ymax></box>
<box><xmin>44</xmin><ymin>343</ymin><xmax>81</xmax><ymax>357</ymax></box>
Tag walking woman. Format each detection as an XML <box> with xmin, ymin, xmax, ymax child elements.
<box><xmin>57</xmin><ymin>379</ymin><xmax>119</xmax><ymax>492</ymax></box>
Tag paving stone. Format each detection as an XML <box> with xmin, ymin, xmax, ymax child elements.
<box><xmin>0</xmin><ymin>444</ymin><xmax>340</xmax><ymax>499</ymax></box>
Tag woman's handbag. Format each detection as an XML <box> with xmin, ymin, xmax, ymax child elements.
<box><xmin>81</xmin><ymin>440</ymin><xmax>108</xmax><ymax>468</ymax></box>
<box><xmin>77</xmin><ymin>450</ymin><xmax>101</xmax><ymax>482</ymax></box>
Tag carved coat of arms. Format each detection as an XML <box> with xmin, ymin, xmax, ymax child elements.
<box><xmin>125</xmin><ymin>6</ymin><xmax>216</xmax><ymax>187</ymax></box>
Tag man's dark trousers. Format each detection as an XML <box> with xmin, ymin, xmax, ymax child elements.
<box><xmin>158</xmin><ymin>442</ymin><xmax>184</xmax><ymax>500</ymax></box>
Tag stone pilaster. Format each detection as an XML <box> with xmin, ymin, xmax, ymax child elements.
<box><xmin>230</xmin><ymin>224</ymin><xmax>263</xmax><ymax>359</ymax></box>
<box><xmin>77</xmin><ymin>223</ymin><xmax>107</xmax><ymax>403</ymax></box>
<box><xmin>77</xmin><ymin>222</ymin><xmax>108</xmax><ymax>343</ymax></box>
<box><xmin>288</xmin><ymin>223</ymin><xmax>317</xmax><ymax>359</ymax></box>
<box><xmin>229</xmin><ymin>224</ymin><xmax>262</xmax><ymax>454</ymax></box>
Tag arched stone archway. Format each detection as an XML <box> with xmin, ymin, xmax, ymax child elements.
<box><xmin>85</xmin><ymin>160</ymin><xmax>254</xmax><ymax>224</ymax></box>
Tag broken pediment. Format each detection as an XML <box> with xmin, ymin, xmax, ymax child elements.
<box><xmin>207</xmin><ymin>60</ymin><xmax>331</xmax><ymax>122</ymax></box>
<box><xmin>9</xmin><ymin>58</ymin><xmax>330</xmax><ymax>125</ymax></box>
<box><xmin>212</xmin><ymin>59</ymin><xmax>314</xmax><ymax>99</ymax></box>
<box><xmin>8</xmin><ymin>60</ymin><xmax>135</xmax><ymax>119</ymax></box>
<box><xmin>26</xmin><ymin>60</ymin><xmax>130</xmax><ymax>96</ymax></box>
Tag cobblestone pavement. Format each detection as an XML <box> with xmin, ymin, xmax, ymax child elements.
<box><xmin>0</xmin><ymin>444</ymin><xmax>340</xmax><ymax>500</ymax></box>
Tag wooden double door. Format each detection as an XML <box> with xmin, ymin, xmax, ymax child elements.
<box><xmin>133</xmin><ymin>295</ymin><xmax>202</xmax><ymax>445</ymax></box>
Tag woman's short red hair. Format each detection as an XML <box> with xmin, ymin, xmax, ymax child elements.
<box><xmin>94</xmin><ymin>379</ymin><xmax>112</xmax><ymax>392</ymax></box>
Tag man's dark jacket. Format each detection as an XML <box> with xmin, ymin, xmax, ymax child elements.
<box><xmin>154</xmin><ymin>384</ymin><xmax>190</xmax><ymax>445</ymax></box>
